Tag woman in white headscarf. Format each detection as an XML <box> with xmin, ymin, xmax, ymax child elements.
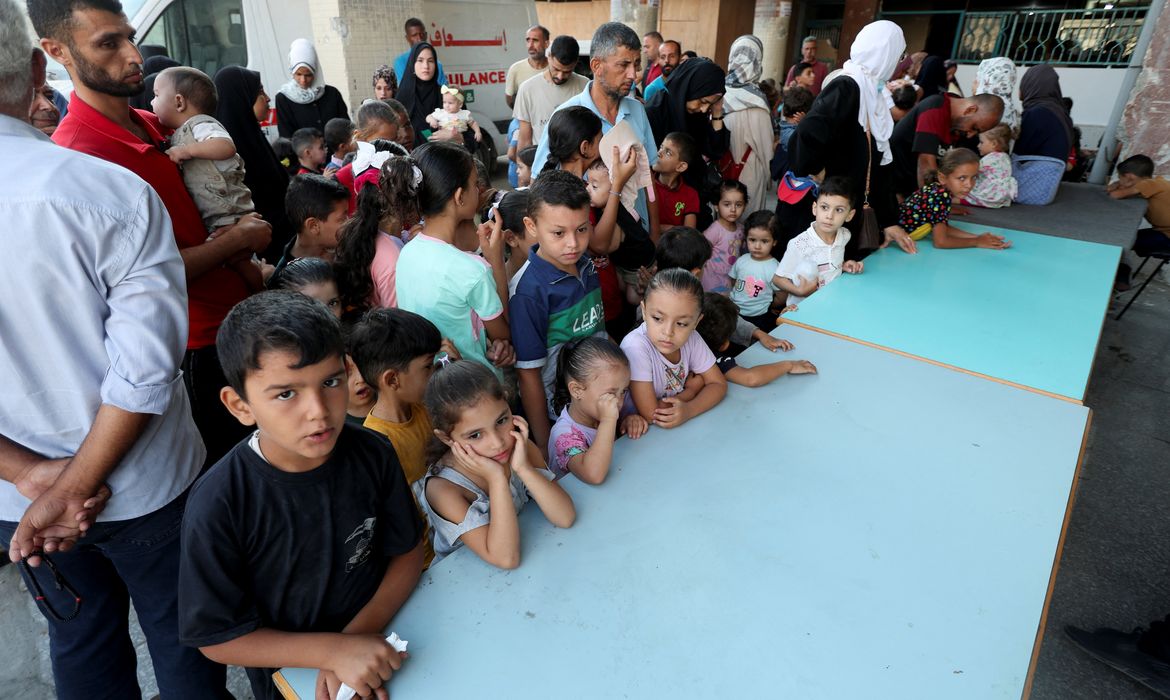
<box><xmin>782</xmin><ymin>20</ymin><xmax>917</xmax><ymax>256</ymax></box>
<box><xmin>973</xmin><ymin>57</ymin><xmax>1019</xmax><ymax>132</ymax></box>
<box><xmin>722</xmin><ymin>35</ymin><xmax>776</xmax><ymax>214</ymax></box>
<box><xmin>274</xmin><ymin>38</ymin><xmax>349</xmax><ymax>138</ymax></box>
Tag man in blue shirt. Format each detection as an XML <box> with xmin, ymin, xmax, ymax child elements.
<box><xmin>642</xmin><ymin>39</ymin><xmax>681</xmax><ymax>102</ymax></box>
<box><xmin>532</xmin><ymin>22</ymin><xmax>658</xmax><ymax>228</ymax></box>
<box><xmin>392</xmin><ymin>17</ymin><xmax>447</xmax><ymax>85</ymax></box>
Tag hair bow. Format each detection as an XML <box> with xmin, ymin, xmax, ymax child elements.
<box><xmin>411</xmin><ymin>164</ymin><xmax>424</xmax><ymax>188</ymax></box>
<box><xmin>352</xmin><ymin>140</ymin><xmax>391</xmax><ymax>176</ymax></box>
<box><xmin>440</xmin><ymin>85</ymin><xmax>461</xmax><ymax>97</ymax></box>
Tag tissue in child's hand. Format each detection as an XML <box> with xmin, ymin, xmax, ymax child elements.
<box><xmin>334</xmin><ymin>633</ymin><xmax>408</xmax><ymax>700</ymax></box>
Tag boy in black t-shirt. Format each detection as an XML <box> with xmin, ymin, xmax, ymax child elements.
<box><xmin>178</xmin><ymin>291</ymin><xmax>425</xmax><ymax>700</ymax></box>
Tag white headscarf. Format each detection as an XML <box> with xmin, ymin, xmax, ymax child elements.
<box><xmin>840</xmin><ymin>20</ymin><xmax>905</xmax><ymax>165</ymax></box>
<box><xmin>280</xmin><ymin>38</ymin><xmax>326</xmax><ymax>105</ymax></box>
<box><xmin>975</xmin><ymin>57</ymin><xmax>1019</xmax><ymax>130</ymax></box>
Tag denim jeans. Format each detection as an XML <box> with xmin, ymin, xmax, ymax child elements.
<box><xmin>0</xmin><ymin>491</ymin><xmax>230</xmax><ymax>700</ymax></box>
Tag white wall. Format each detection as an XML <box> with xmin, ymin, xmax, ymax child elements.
<box><xmin>954</xmin><ymin>63</ymin><xmax>1131</xmax><ymax>146</ymax></box>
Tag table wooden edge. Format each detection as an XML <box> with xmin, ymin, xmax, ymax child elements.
<box><xmin>778</xmin><ymin>318</ymin><xmax>1086</xmax><ymax>406</ymax></box>
<box><xmin>1021</xmin><ymin>409</ymin><xmax>1093</xmax><ymax>699</ymax></box>
<box><xmin>273</xmin><ymin>669</ymin><xmax>300</xmax><ymax>700</ymax></box>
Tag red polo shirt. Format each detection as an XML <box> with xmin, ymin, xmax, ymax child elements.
<box><xmin>53</xmin><ymin>93</ymin><xmax>249</xmax><ymax>349</ymax></box>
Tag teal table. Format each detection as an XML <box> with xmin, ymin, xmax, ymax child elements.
<box><xmin>782</xmin><ymin>224</ymin><xmax>1119</xmax><ymax>401</ymax></box>
<box><xmin>276</xmin><ymin>326</ymin><xmax>1089</xmax><ymax>700</ymax></box>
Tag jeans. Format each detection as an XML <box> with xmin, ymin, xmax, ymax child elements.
<box><xmin>182</xmin><ymin>345</ymin><xmax>249</xmax><ymax>470</ymax></box>
<box><xmin>0</xmin><ymin>492</ymin><xmax>231</xmax><ymax>700</ymax></box>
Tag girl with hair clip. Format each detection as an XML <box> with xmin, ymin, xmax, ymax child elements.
<box><xmin>621</xmin><ymin>269</ymin><xmax>728</xmax><ymax>429</ymax></box>
<box><xmin>334</xmin><ymin>156</ymin><xmax>423</xmax><ymax>315</ymax></box>
<box><xmin>396</xmin><ymin>141</ymin><xmax>516</xmax><ymax>377</ymax></box>
<box><xmin>426</xmin><ymin>85</ymin><xmax>483</xmax><ymax>145</ymax></box>
<box><xmin>548</xmin><ymin>337</ymin><xmax>648</xmax><ymax>485</ymax></box>
<box><xmin>419</xmin><ymin>361</ymin><xmax>575</xmax><ymax>568</ymax></box>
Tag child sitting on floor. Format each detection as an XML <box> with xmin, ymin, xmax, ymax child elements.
<box><xmin>899</xmin><ymin>148</ymin><xmax>1012</xmax><ymax>249</ymax></box>
<box><xmin>419</xmin><ymin>360</ymin><xmax>575</xmax><ymax>568</ymax></box>
<box><xmin>964</xmin><ymin>125</ymin><xmax>1017</xmax><ymax>209</ymax></box>
<box><xmin>621</xmin><ymin>269</ymin><xmax>728</xmax><ymax>429</ymax></box>
<box><xmin>178</xmin><ymin>291</ymin><xmax>425</xmax><ymax>700</ymax></box>
<box><xmin>548</xmin><ymin>337</ymin><xmax>648</xmax><ymax>484</ymax></box>
<box><xmin>702</xmin><ymin>180</ymin><xmax>748</xmax><ymax>295</ymax></box>
<box><xmin>697</xmin><ymin>293</ymin><xmax>816</xmax><ymax>387</ymax></box>
<box><xmin>350</xmin><ymin>308</ymin><xmax>444</xmax><ymax>567</ymax></box>
<box><xmin>151</xmin><ymin>65</ymin><xmax>263</xmax><ymax>291</ymax></box>
<box><xmin>775</xmin><ymin>177</ymin><xmax>865</xmax><ymax>307</ymax></box>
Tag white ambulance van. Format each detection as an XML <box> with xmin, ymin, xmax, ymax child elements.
<box><xmin>42</xmin><ymin>0</ymin><xmax>536</xmax><ymax>166</ymax></box>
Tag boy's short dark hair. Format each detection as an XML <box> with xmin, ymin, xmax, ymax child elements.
<box><xmin>656</xmin><ymin>226</ymin><xmax>712</xmax><ymax>272</ymax></box>
<box><xmin>743</xmin><ymin>210</ymin><xmax>774</xmax><ymax>234</ymax></box>
<box><xmin>818</xmin><ymin>176</ymin><xmax>854</xmax><ymax>203</ymax></box>
<box><xmin>527</xmin><ymin>169</ymin><xmax>590</xmax><ymax>219</ymax></box>
<box><xmin>323</xmin><ymin>118</ymin><xmax>354</xmax><ymax>153</ymax></box>
<box><xmin>663</xmin><ymin>131</ymin><xmax>697</xmax><ymax>167</ymax></box>
<box><xmin>291</xmin><ymin>127</ymin><xmax>324</xmax><ymax>156</ymax></box>
<box><xmin>518</xmin><ymin>145</ymin><xmax>538</xmax><ymax>168</ymax></box>
<box><xmin>162</xmin><ymin>66</ymin><xmax>217</xmax><ymax>114</ymax></box>
<box><xmin>549</xmin><ymin>35</ymin><xmax>580</xmax><ymax>65</ymax></box>
<box><xmin>217</xmin><ymin>291</ymin><xmax>345</xmax><ymax>398</ymax></box>
<box><xmin>404</xmin><ymin>17</ymin><xmax>424</xmax><ymax>32</ymax></box>
<box><xmin>696</xmin><ymin>293</ymin><xmax>739</xmax><ymax>352</ymax></box>
<box><xmin>348</xmin><ymin>308</ymin><xmax>442</xmax><ymax>388</ymax></box>
<box><xmin>892</xmin><ymin>84</ymin><xmax>918</xmax><ymax>111</ymax></box>
<box><xmin>782</xmin><ymin>86</ymin><xmax>814</xmax><ymax>118</ymax></box>
<box><xmin>1117</xmin><ymin>154</ymin><xmax>1155</xmax><ymax>179</ymax></box>
<box><xmin>28</xmin><ymin>0</ymin><xmax>122</xmax><ymax>42</ymax></box>
<box><xmin>795</xmin><ymin>61</ymin><xmax>815</xmax><ymax>76</ymax></box>
<box><xmin>285</xmin><ymin>174</ymin><xmax>349</xmax><ymax>232</ymax></box>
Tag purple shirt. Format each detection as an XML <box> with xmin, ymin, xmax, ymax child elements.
<box><xmin>620</xmin><ymin>322</ymin><xmax>716</xmax><ymax>400</ymax></box>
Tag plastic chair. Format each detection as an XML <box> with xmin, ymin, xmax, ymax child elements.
<box><xmin>1116</xmin><ymin>251</ymin><xmax>1170</xmax><ymax>320</ymax></box>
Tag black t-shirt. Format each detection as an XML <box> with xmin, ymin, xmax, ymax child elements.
<box><xmin>178</xmin><ymin>425</ymin><xmax>423</xmax><ymax>700</ymax></box>
<box><xmin>716</xmin><ymin>355</ymin><xmax>737</xmax><ymax>374</ymax></box>
<box><xmin>607</xmin><ymin>203</ymin><xmax>656</xmax><ymax>271</ymax></box>
<box><xmin>889</xmin><ymin>94</ymin><xmax>951</xmax><ymax>196</ymax></box>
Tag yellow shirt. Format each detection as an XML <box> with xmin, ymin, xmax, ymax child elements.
<box><xmin>364</xmin><ymin>404</ymin><xmax>436</xmax><ymax>566</ymax></box>
<box><xmin>1136</xmin><ymin>178</ymin><xmax>1170</xmax><ymax>234</ymax></box>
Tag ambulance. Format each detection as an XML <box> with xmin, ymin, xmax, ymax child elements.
<box><xmin>43</xmin><ymin>0</ymin><xmax>538</xmax><ymax>166</ymax></box>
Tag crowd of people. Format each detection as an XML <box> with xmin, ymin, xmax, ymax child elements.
<box><xmin>4</xmin><ymin>0</ymin><xmax>1170</xmax><ymax>699</ymax></box>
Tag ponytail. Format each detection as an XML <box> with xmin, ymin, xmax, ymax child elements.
<box><xmin>333</xmin><ymin>182</ymin><xmax>385</xmax><ymax>316</ymax></box>
<box><xmin>552</xmin><ymin>337</ymin><xmax>629</xmax><ymax>414</ymax></box>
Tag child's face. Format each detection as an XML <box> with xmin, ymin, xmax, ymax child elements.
<box><xmin>571</xmin><ymin>362</ymin><xmax>631</xmax><ymax>422</ymax></box>
<box><xmin>717</xmin><ymin>189</ymin><xmax>746</xmax><ymax>226</ymax></box>
<box><xmin>447</xmin><ymin>395</ymin><xmax>516</xmax><ymax>465</ymax></box>
<box><xmin>641</xmin><ymin>289</ymin><xmax>702</xmax><ymax>360</ymax></box>
<box><xmin>744</xmin><ymin>226</ymin><xmax>776</xmax><ymax>260</ymax></box>
<box><xmin>937</xmin><ymin>162</ymin><xmax>980</xmax><ymax>200</ymax></box>
<box><xmin>977</xmin><ymin>133</ymin><xmax>1001</xmax><ymax>157</ymax></box>
<box><xmin>308</xmin><ymin>200</ymin><xmax>351</xmax><ymax>250</ymax></box>
<box><xmin>442</xmin><ymin>93</ymin><xmax>461</xmax><ymax>113</ymax></box>
<box><xmin>391</xmin><ymin>354</ymin><xmax>438</xmax><ymax>406</ymax></box>
<box><xmin>811</xmin><ymin>193</ymin><xmax>855</xmax><ymax>238</ymax></box>
<box><xmin>526</xmin><ymin>204</ymin><xmax>592</xmax><ymax>274</ymax></box>
<box><xmin>1118</xmin><ymin>172</ymin><xmax>1140</xmax><ymax>189</ymax></box>
<box><xmin>797</xmin><ymin>68</ymin><xmax>816</xmax><ymax>88</ymax></box>
<box><xmin>516</xmin><ymin>160</ymin><xmax>532</xmax><ymax>187</ymax></box>
<box><xmin>361</xmin><ymin>118</ymin><xmax>399</xmax><ymax>143</ymax></box>
<box><xmin>586</xmin><ymin>167</ymin><xmax>611</xmax><ymax>209</ymax></box>
<box><xmin>150</xmin><ymin>73</ymin><xmax>184</xmax><ymax>130</ymax></box>
<box><xmin>298</xmin><ymin>280</ymin><xmax>342</xmax><ymax>319</ymax></box>
<box><xmin>653</xmin><ymin>138</ymin><xmax>687</xmax><ymax>175</ymax></box>
<box><xmin>302</xmin><ymin>137</ymin><xmax>327</xmax><ymax>168</ymax></box>
<box><xmin>345</xmin><ymin>355</ymin><xmax>376</xmax><ymax>416</ymax></box>
<box><xmin>226</xmin><ymin>350</ymin><xmax>348</xmax><ymax>471</ymax></box>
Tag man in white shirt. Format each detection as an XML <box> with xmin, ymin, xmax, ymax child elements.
<box><xmin>514</xmin><ymin>35</ymin><xmax>588</xmax><ymax>151</ymax></box>
<box><xmin>0</xmin><ymin>1</ymin><xmax>225</xmax><ymax>697</ymax></box>
<box><xmin>505</xmin><ymin>24</ymin><xmax>549</xmax><ymax>109</ymax></box>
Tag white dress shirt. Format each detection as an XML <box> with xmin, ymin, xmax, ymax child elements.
<box><xmin>0</xmin><ymin>115</ymin><xmax>204</xmax><ymax>522</ymax></box>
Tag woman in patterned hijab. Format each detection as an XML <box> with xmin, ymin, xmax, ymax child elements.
<box><xmin>974</xmin><ymin>57</ymin><xmax>1019</xmax><ymax>131</ymax></box>
<box><xmin>723</xmin><ymin>35</ymin><xmax>774</xmax><ymax>212</ymax></box>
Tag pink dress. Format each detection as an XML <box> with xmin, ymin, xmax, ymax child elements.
<box><xmin>964</xmin><ymin>152</ymin><xmax>1018</xmax><ymax>208</ymax></box>
<box><xmin>702</xmin><ymin>220</ymin><xmax>743</xmax><ymax>294</ymax></box>
<box><xmin>369</xmin><ymin>231</ymin><xmax>401</xmax><ymax>308</ymax></box>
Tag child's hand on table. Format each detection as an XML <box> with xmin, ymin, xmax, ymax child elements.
<box><xmin>842</xmin><ymin>260</ymin><xmax>864</xmax><ymax>274</ymax></box>
<box><xmin>786</xmin><ymin>360</ymin><xmax>818</xmax><ymax>375</ymax></box>
<box><xmin>621</xmin><ymin>413</ymin><xmax>649</xmax><ymax>439</ymax></box>
<box><xmin>754</xmin><ymin>330</ymin><xmax>793</xmax><ymax>352</ymax></box>
<box><xmin>323</xmin><ymin>633</ymin><xmax>404</xmax><ymax>700</ymax></box>
<box><xmin>652</xmin><ymin>396</ymin><xmax>691</xmax><ymax>429</ymax></box>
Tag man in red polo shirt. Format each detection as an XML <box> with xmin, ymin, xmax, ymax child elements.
<box><xmin>888</xmin><ymin>92</ymin><xmax>1004</xmax><ymax>198</ymax></box>
<box><xmin>34</xmin><ymin>0</ymin><xmax>270</xmax><ymax>467</ymax></box>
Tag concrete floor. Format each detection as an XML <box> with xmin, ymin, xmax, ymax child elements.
<box><xmin>2</xmin><ymin>267</ymin><xmax>1167</xmax><ymax>700</ymax></box>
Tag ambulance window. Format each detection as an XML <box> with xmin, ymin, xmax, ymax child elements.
<box><xmin>139</xmin><ymin>0</ymin><xmax>246</xmax><ymax>77</ymax></box>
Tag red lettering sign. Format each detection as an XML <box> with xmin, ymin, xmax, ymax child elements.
<box><xmin>447</xmin><ymin>71</ymin><xmax>506</xmax><ymax>87</ymax></box>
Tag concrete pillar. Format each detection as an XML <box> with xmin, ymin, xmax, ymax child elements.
<box><xmin>610</xmin><ymin>0</ymin><xmax>659</xmax><ymax>39</ymax></box>
<box><xmin>1118</xmin><ymin>0</ymin><xmax>1170</xmax><ymax>175</ymax></box>
<box><xmin>754</xmin><ymin>0</ymin><xmax>792</xmax><ymax>86</ymax></box>
<box><xmin>837</xmin><ymin>0</ymin><xmax>881</xmax><ymax>68</ymax></box>
<box><xmin>308</xmin><ymin>0</ymin><xmax>424</xmax><ymax>114</ymax></box>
